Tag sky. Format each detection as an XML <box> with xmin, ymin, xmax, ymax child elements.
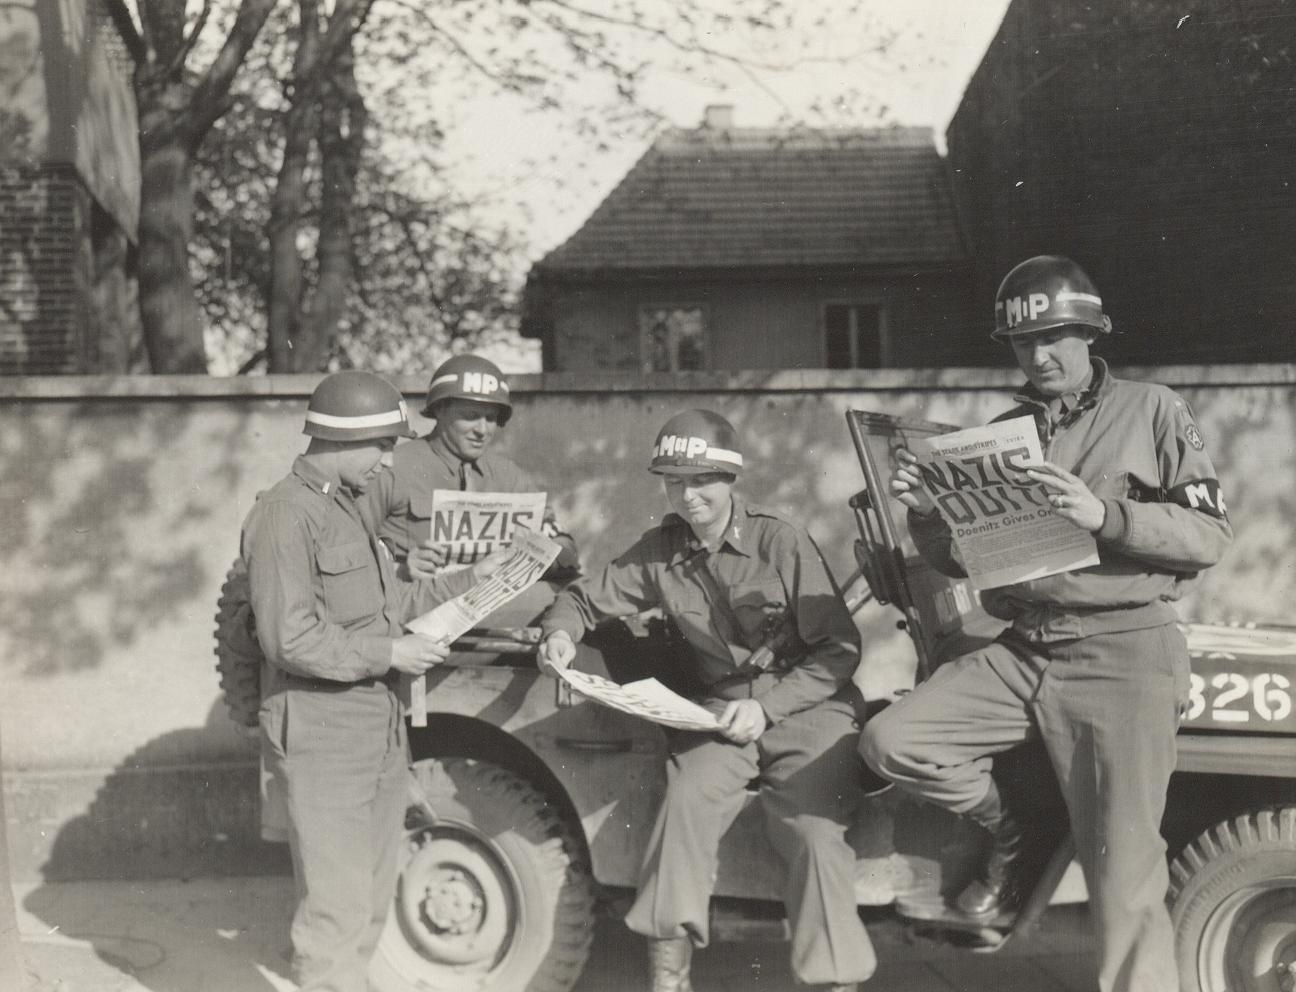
<box><xmin>429</xmin><ymin>0</ymin><xmax>1013</xmax><ymax>260</ymax></box>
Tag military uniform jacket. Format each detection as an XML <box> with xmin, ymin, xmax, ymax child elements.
<box><xmin>362</xmin><ymin>433</ymin><xmax>575</xmax><ymax>570</ymax></box>
<box><xmin>910</xmin><ymin>357</ymin><xmax>1232</xmax><ymax>641</ymax></box>
<box><xmin>242</xmin><ymin>456</ymin><xmax>476</xmax><ymax>696</ymax></box>
<box><xmin>540</xmin><ymin>498</ymin><xmax>860</xmax><ymax>725</ymax></box>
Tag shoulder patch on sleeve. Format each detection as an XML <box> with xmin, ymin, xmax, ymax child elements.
<box><xmin>1169</xmin><ymin>397</ymin><xmax>1207</xmax><ymax>451</ymax></box>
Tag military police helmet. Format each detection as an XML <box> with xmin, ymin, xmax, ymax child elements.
<box><xmin>992</xmin><ymin>255</ymin><xmax>1113</xmax><ymax>341</ymax></box>
<box><xmin>304</xmin><ymin>370</ymin><xmax>417</xmax><ymax>442</ymax></box>
<box><xmin>422</xmin><ymin>354</ymin><xmax>512</xmax><ymax>425</ymax></box>
<box><xmin>649</xmin><ymin>409</ymin><xmax>743</xmax><ymax>476</ymax></box>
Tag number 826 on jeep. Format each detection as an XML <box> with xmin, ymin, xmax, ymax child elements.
<box><xmin>1184</xmin><ymin>627</ymin><xmax>1296</xmax><ymax>729</ymax></box>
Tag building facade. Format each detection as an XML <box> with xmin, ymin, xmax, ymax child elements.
<box><xmin>946</xmin><ymin>0</ymin><xmax>1296</xmax><ymax>365</ymax></box>
<box><xmin>0</xmin><ymin>0</ymin><xmax>143</xmax><ymax>374</ymax></box>
<box><xmin>523</xmin><ymin>114</ymin><xmax>979</xmax><ymax>372</ymax></box>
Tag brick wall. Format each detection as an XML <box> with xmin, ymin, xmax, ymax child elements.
<box><xmin>0</xmin><ymin>163</ymin><xmax>86</xmax><ymax>373</ymax></box>
<box><xmin>946</xmin><ymin>0</ymin><xmax>1296</xmax><ymax>366</ymax></box>
<box><xmin>0</xmin><ymin>0</ymin><xmax>142</xmax><ymax>374</ymax></box>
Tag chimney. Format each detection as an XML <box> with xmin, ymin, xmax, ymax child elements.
<box><xmin>702</xmin><ymin>104</ymin><xmax>734</xmax><ymax>130</ymax></box>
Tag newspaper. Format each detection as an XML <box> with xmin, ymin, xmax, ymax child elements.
<box><xmin>556</xmin><ymin>667</ymin><xmax>721</xmax><ymax>732</ymax></box>
<box><xmin>912</xmin><ymin>415</ymin><xmax>1099</xmax><ymax>590</ymax></box>
<box><xmin>421</xmin><ymin>489</ymin><xmax>547</xmax><ymax>573</ymax></box>
<box><xmin>404</xmin><ymin>526</ymin><xmax>561</xmax><ymax>725</ymax></box>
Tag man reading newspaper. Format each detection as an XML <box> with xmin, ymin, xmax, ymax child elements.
<box><xmin>861</xmin><ymin>256</ymin><xmax>1231</xmax><ymax>992</ymax></box>
<box><xmin>362</xmin><ymin>354</ymin><xmax>580</xmax><ymax>631</ymax></box>
<box><xmin>536</xmin><ymin>409</ymin><xmax>874</xmax><ymax>992</ymax></box>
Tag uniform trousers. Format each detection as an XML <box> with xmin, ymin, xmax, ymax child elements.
<box><xmin>625</xmin><ymin>694</ymin><xmax>877</xmax><ymax>986</ymax></box>
<box><xmin>860</xmin><ymin>623</ymin><xmax>1189</xmax><ymax>992</ymax></box>
<box><xmin>262</xmin><ymin>683</ymin><xmax>408</xmax><ymax>992</ymax></box>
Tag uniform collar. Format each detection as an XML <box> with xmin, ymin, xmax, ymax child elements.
<box><xmin>291</xmin><ymin>455</ymin><xmax>343</xmax><ymax>499</ymax></box>
<box><xmin>1013</xmin><ymin>356</ymin><xmax>1111</xmax><ymax>413</ymax></box>
<box><xmin>666</xmin><ymin>496</ymin><xmax>752</xmax><ymax>566</ymax></box>
<box><xmin>426</xmin><ymin>431</ymin><xmax>485</xmax><ymax>480</ymax></box>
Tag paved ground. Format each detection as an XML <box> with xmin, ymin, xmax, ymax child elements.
<box><xmin>12</xmin><ymin>876</ymin><xmax>1098</xmax><ymax>991</ymax></box>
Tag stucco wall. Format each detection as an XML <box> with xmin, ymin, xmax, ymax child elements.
<box><xmin>1</xmin><ymin>367</ymin><xmax>1291</xmax><ymax>879</ymax></box>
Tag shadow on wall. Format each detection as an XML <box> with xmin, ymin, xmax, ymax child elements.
<box><xmin>20</xmin><ymin>697</ymin><xmax>292</xmax><ymax>989</ymax></box>
<box><xmin>0</xmin><ymin>399</ymin><xmax>255</xmax><ymax>677</ymax></box>
<box><xmin>35</xmin><ymin>700</ymin><xmax>288</xmax><ymax>881</ymax></box>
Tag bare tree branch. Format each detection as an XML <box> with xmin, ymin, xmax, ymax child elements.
<box><xmin>162</xmin><ymin>0</ymin><xmax>213</xmax><ymax>83</ymax></box>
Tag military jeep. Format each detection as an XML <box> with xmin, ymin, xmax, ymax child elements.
<box><xmin>217</xmin><ymin>410</ymin><xmax>1296</xmax><ymax>992</ymax></box>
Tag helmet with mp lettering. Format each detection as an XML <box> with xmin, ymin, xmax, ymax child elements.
<box><xmin>303</xmin><ymin>370</ymin><xmax>417</xmax><ymax>442</ymax></box>
<box><xmin>991</xmin><ymin>255</ymin><xmax>1113</xmax><ymax>341</ymax></box>
<box><xmin>422</xmin><ymin>354</ymin><xmax>512</xmax><ymax>425</ymax></box>
<box><xmin>649</xmin><ymin>409</ymin><xmax>743</xmax><ymax>477</ymax></box>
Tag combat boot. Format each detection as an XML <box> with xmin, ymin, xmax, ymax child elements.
<box><xmin>952</xmin><ymin>782</ymin><xmax>1026</xmax><ymax>923</ymax></box>
<box><xmin>646</xmin><ymin>936</ymin><xmax>694</xmax><ymax>992</ymax></box>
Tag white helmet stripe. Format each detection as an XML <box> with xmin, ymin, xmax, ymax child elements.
<box><xmin>707</xmin><ymin>446</ymin><xmax>743</xmax><ymax>467</ymax></box>
<box><xmin>1055</xmin><ymin>291</ymin><xmax>1102</xmax><ymax>306</ymax></box>
<box><xmin>305</xmin><ymin>405</ymin><xmax>408</xmax><ymax>430</ymax></box>
<box><xmin>429</xmin><ymin>373</ymin><xmax>459</xmax><ymax>389</ymax></box>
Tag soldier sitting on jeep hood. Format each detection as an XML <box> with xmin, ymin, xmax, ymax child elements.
<box><xmin>535</xmin><ymin>409</ymin><xmax>876</xmax><ymax>992</ymax></box>
<box><xmin>861</xmin><ymin>255</ymin><xmax>1233</xmax><ymax>992</ymax></box>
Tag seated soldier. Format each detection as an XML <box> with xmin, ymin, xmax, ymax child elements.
<box><xmin>535</xmin><ymin>409</ymin><xmax>876</xmax><ymax>992</ymax></box>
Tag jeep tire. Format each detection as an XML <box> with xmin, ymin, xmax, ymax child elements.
<box><xmin>1169</xmin><ymin>807</ymin><xmax>1296</xmax><ymax>992</ymax></box>
<box><xmin>371</xmin><ymin>757</ymin><xmax>596</xmax><ymax>992</ymax></box>
<box><xmin>214</xmin><ymin>557</ymin><xmax>262</xmax><ymax>730</ymax></box>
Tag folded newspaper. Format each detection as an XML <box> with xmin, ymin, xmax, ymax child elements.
<box><xmin>556</xmin><ymin>667</ymin><xmax>721</xmax><ymax>732</ymax></box>
<box><xmin>912</xmin><ymin>415</ymin><xmax>1099</xmax><ymax>590</ymax></box>
<box><xmin>404</xmin><ymin>526</ymin><xmax>561</xmax><ymax>725</ymax></box>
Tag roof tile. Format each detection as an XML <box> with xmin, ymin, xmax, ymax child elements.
<box><xmin>537</xmin><ymin>125</ymin><xmax>967</xmax><ymax>272</ymax></box>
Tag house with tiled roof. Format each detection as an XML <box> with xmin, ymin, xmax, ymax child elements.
<box><xmin>521</xmin><ymin>108</ymin><xmax>979</xmax><ymax>372</ymax></box>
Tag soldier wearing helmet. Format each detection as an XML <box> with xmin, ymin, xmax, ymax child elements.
<box><xmin>362</xmin><ymin>354</ymin><xmax>578</xmax><ymax>626</ymax></box>
<box><xmin>863</xmin><ymin>256</ymin><xmax>1232</xmax><ymax>992</ymax></box>
<box><xmin>241</xmin><ymin>371</ymin><xmax>506</xmax><ymax>992</ymax></box>
<box><xmin>536</xmin><ymin>410</ymin><xmax>876</xmax><ymax>992</ymax></box>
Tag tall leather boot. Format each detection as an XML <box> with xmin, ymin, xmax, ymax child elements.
<box><xmin>952</xmin><ymin>780</ymin><xmax>1026</xmax><ymax>922</ymax></box>
<box><xmin>646</xmin><ymin>936</ymin><xmax>694</xmax><ymax>992</ymax></box>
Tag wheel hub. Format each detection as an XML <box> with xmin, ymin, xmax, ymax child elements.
<box><xmin>1200</xmin><ymin>880</ymin><xmax>1296</xmax><ymax>992</ymax></box>
<box><xmin>422</xmin><ymin>867</ymin><xmax>484</xmax><ymax>935</ymax></box>
<box><xmin>394</xmin><ymin>830</ymin><xmax>514</xmax><ymax>969</ymax></box>
<box><xmin>1279</xmin><ymin>959</ymin><xmax>1296</xmax><ymax>992</ymax></box>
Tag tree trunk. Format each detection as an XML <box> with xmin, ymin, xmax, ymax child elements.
<box><xmin>266</xmin><ymin>0</ymin><xmax>322</xmax><ymax>373</ymax></box>
<box><xmin>136</xmin><ymin>87</ymin><xmax>208</xmax><ymax>373</ymax></box>
<box><xmin>301</xmin><ymin>37</ymin><xmax>365</xmax><ymax>371</ymax></box>
<box><xmin>0</xmin><ymin>736</ymin><xmax>29</xmax><ymax>991</ymax></box>
<box><xmin>133</xmin><ymin>0</ymin><xmax>278</xmax><ymax>374</ymax></box>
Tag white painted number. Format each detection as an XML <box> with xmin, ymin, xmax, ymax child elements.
<box><xmin>1185</xmin><ymin>673</ymin><xmax>1206</xmax><ymax>722</ymax></box>
<box><xmin>1187</xmin><ymin>671</ymin><xmax>1294</xmax><ymax>724</ymax></box>
<box><xmin>1254</xmin><ymin>673</ymin><xmax>1292</xmax><ymax>722</ymax></box>
<box><xmin>1211</xmin><ymin>673</ymin><xmax>1250</xmax><ymax>722</ymax></box>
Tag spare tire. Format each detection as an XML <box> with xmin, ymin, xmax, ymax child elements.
<box><xmin>214</xmin><ymin>557</ymin><xmax>263</xmax><ymax>729</ymax></box>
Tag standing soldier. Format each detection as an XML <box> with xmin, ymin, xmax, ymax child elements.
<box><xmin>861</xmin><ymin>256</ymin><xmax>1232</xmax><ymax>992</ymax></box>
<box><xmin>243</xmin><ymin>371</ymin><xmax>502</xmax><ymax>992</ymax></box>
<box><xmin>363</xmin><ymin>353</ymin><xmax>578</xmax><ymax>626</ymax></box>
<box><xmin>535</xmin><ymin>410</ymin><xmax>875</xmax><ymax>992</ymax></box>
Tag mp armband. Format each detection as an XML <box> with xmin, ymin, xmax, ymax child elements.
<box><xmin>1166</xmin><ymin>478</ymin><xmax>1227</xmax><ymax>518</ymax></box>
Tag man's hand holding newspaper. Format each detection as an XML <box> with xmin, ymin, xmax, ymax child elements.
<box><xmin>403</xmin><ymin>527</ymin><xmax>561</xmax><ymax>725</ymax></box>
